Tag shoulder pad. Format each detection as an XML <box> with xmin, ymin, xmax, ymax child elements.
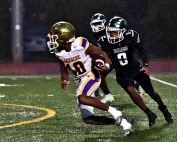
<box><xmin>74</xmin><ymin>37</ymin><xmax>89</xmax><ymax>49</ymax></box>
<box><xmin>98</xmin><ymin>35</ymin><xmax>106</xmax><ymax>42</ymax></box>
<box><xmin>94</xmin><ymin>30</ymin><xmax>106</xmax><ymax>40</ymax></box>
<box><xmin>125</xmin><ymin>30</ymin><xmax>140</xmax><ymax>43</ymax></box>
<box><xmin>97</xmin><ymin>35</ymin><xmax>107</xmax><ymax>49</ymax></box>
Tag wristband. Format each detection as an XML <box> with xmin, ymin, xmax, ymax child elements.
<box><xmin>143</xmin><ymin>63</ymin><xmax>148</xmax><ymax>67</ymax></box>
<box><xmin>105</xmin><ymin>63</ymin><xmax>110</xmax><ymax>68</ymax></box>
<box><xmin>62</xmin><ymin>80</ymin><xmax>70</xmax><ymax>84</ymax></box>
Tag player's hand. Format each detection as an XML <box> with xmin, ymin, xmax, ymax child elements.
<box><xmin>61</xmin><ymin>80</ymin><xmax>70</xmax><ymax>90</ymax></box>
<box><xmin>142</xmin><ymin>66</ymin><xmax>149</xmax><ymax>75</ymax></box>
<box><xmin>94</xmin><ymin>64</ymin><xmax>103</xmax><ymax>71</ymax></box>
<box><xmin>101</xmin><ymin>65</ymin><xmax>110</xmax><ymax>71</ymax></box>
<box><xmin>94</xmin><ymin>64</ymin><xmax>110</xmax><ymax>72</ymax></box>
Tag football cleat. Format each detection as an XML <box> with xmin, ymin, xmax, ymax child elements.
<box><xmin>101</xmin><ymin>94</ymin><xmax>114</xmax><ymax>103</ymax></box>
<box><xmin>114</xmin><ymin>107</ymin><xmax>123</xmax><ymax>126</ymax></box>
<box><xmin>123</xmin><ymin>129</ymin><xmax>131</xmax><ymax>136</ymax></box>
<box><xmin>158</xmin><ymin>106</ymin><xmax>173</xmax><ymax>123</ymax></box>
<box><xmin>115</xmin><ymin>116</ymin><xmax>122</xmax><ymax>126</ymax></box>
<box><xmin>115</xmin><ymin>107</ymin><xmax>122</xmax><ymax>112</ymax></box>
<box><xmin>147</xmin><ymin>112</ymin><xmax>157</xmax><ymax>126</ymax></box>
<box><xmin>123</xmin><ymin>118</ymin><xmax>134</xmax><ymax>136</ymax></box>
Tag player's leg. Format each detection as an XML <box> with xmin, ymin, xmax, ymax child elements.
<box><xmin>134</xmin><ymin>81</ymin><xmax>144</xmax><ymax>97</ymax></box>
<box><xmin>100</xmin><ymin>66</ymin><xmax>114</xmax><ymax>103</ymax></box>
<box><xmin>100</xmin><ymin>76</ymin><xmax>114</xmax><ymax>103</ymax></box>
<box><xmin>79</xmin><ymin>103</ymin><xmax>114</xmax><ymax>125</ymax></box>
<box><xmin>78</xmin><ymin>100</ymin><xmax>133</xmax><ymax>136</ymax></box>
<box><xmin>76</xmin><ymin>71</ymin><xmax>133</xmax><ymax>136</ymax></box>
<box><xmin>76</xmin><ymin>71</ymin><xmax>116</xmax><ymax>114</ymax></box>
<box><xmin>136</xmin><ymin>71</ymin><xmax>173</xmax><ymax>123</ymax></box>
<box><xmin>76</xmin><ymin>70</ymin><xmax>110</xmax><ymax>111</ymax></box>
<box><xmin>116</xmin><ymin>73</ymin><xmax>157</xmax><ymax>126</ymax></box>
<box><xmin>125</xmin><ymin>85</ymin><xmax>157</xmax><ymax>126</ymax></box>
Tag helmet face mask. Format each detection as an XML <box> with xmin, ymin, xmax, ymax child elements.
<box><xmin>47</xmin><ymin>34</ymin><xmax>59</xmax><ymax>53</ymax></box>
<box><xmin>106</xmin><ymin>16</ymin><xmax>127</xmax><ymax>44</ymax></box>
<box><xmin>47</xmin><ymin>21</ymin><xmax>75</xmax><ymax>53</ymax></box>
<box><xmin>106</xmin><ymin>27</ymin><xmax>126</xmax><ymax>44</ymax></box>
<box><xmin>90</xmin><ymin>13</ymin><xmax>106</xmax><ymax>33</ymax></box>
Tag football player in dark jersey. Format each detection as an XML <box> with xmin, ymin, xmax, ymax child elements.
<box><xmin>90</xmin><ymin>13</ymin><xmax>114</xmax><ymax>103</ymax></box>
<box><xmin>97</xmin><ymin>16</ymin><xmax>173</xmax><ymax>126</ymax></box>
<box><xmin>90</xmin><ymin>13</ymin><xmax>144</xmax><ymax>103</ymax></box>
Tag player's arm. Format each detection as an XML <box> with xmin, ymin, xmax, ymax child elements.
<box><xmin>131</xmin><ymin>30</ymin><xmax>149</xmax><ymax>74</ymax></box>
<box><xmin>77</xmin><ymin>37</ymin><xmax>111</xmax><ymax>70</ymax></box>
<box><xmin>135</xmin><ymin>42</ymin><xmax>149</xmax><ymax>75</ymax></box>
<box><xmin>59</xmin><ymin>59</ymin><xmax>70</xmax><ymax>90</ymax></box>
<box><xmin>136</xmin><ymin>43</ymin><xmax>148</xmax><ymax>66</ymax></box>
<box><xmin>85</xmin><ymin>44</ymin><xmax>112</xmax><ymax>71</ymax></box>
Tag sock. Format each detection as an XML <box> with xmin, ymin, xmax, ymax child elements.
<box><xmin>143</xmin><ymin>107</ymin><xmax>152</xmax><ymax>115</ymax></box>
<box><xmin>158</xmin><ymin>104</ymin><xmax>166</xmax><ymax>110</ymax></box>
<box><xmin>108</xmin><ymin>106</ymin><xmax>122</xmax><ymax>119</ymax></box>
<box><xmin>105</xmin><ymin>93</ymin><xmax>111</xmax><ymax>96</ymax></box>
<box><xmin>103</xmin><ymin>90</ymin><xmax>110</xmax><ymax>95</ymax></box>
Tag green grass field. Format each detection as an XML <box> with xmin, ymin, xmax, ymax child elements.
<box><xmin>0</xmin><ymin>72</ymin><xmax>177</xmax><ymax>142</ymax></box>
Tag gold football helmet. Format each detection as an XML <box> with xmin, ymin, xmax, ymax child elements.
<box><xmin>47</xmin><ymin>21</ymin><xmax>75</xmax><ymax>53</ymax></box>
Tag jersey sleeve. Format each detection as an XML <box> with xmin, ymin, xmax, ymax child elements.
<box><xmin>74</xmin><ymin>37</ymin><xmax>89</xmax><ymax>50</ymax></box>
<box><xmin>126</xmin><ymin>30</ymin><xmax>149</xmax><ymax>67</ymax></box>
<box><xmin>125</xmin><ymin>30</ymin><xmax>140</xmax><ymax>43</ymax></box>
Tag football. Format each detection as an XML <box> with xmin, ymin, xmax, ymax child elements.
<box><xmin>92</xmin><ymin>54</ymin><xmax>105</xmax><ymax>69</ymax></box>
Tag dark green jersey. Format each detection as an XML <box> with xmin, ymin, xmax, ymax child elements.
<box><xmin>92</xmin><ymin>30</ymin><xmax>106</xmax><ymax>46</ymax></box>
<box><xmin>97</xmin><ymin>30</ymin><xmax>148</xmax><ymax>75</ymax></box>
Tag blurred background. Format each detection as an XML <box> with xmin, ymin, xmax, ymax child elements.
<box><xmin>0</xmin><ymin>0</ymin><xmax>177</xmax><ymax>73</ymax></box>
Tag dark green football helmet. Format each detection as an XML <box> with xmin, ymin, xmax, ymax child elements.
<box><xmin>106</xmin><ymin>16</ymin><xmax>127</xmax><ymax>44</ymax></box>
<box><xmin>47</xmin><ymin>21</ymin><xmax>75</xmax><ymax>53</ymax></box>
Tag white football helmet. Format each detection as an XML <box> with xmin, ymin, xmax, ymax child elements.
<box><xmin>90</xmin><ymin>13</ymin><xmax>106</xmax><ymax>33</ymax></box>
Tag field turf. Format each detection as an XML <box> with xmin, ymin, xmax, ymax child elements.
<box><xmin>0</xmin><ymin>72</ymin><xmax>177</xmax><ymax>142</ymax></box>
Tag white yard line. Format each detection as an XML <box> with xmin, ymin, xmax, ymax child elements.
<box><xmin>0</xmin><ymin>74</ymin><xmax>177</xmax><ymax>88</ymax></box>
<box><xmin>0</xmin><ymin>75</ymin><xmax>59</xmax><ymax>78</ymax></box>
<box><xmin>150</xmin><ymin>76</ymin><xmax>177</xmax><ymax>88</ymax></box>
<box><xmin>0</xmin><ymin>84</ymin><xmax>24</xmax><ymax>87</ymax></box>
